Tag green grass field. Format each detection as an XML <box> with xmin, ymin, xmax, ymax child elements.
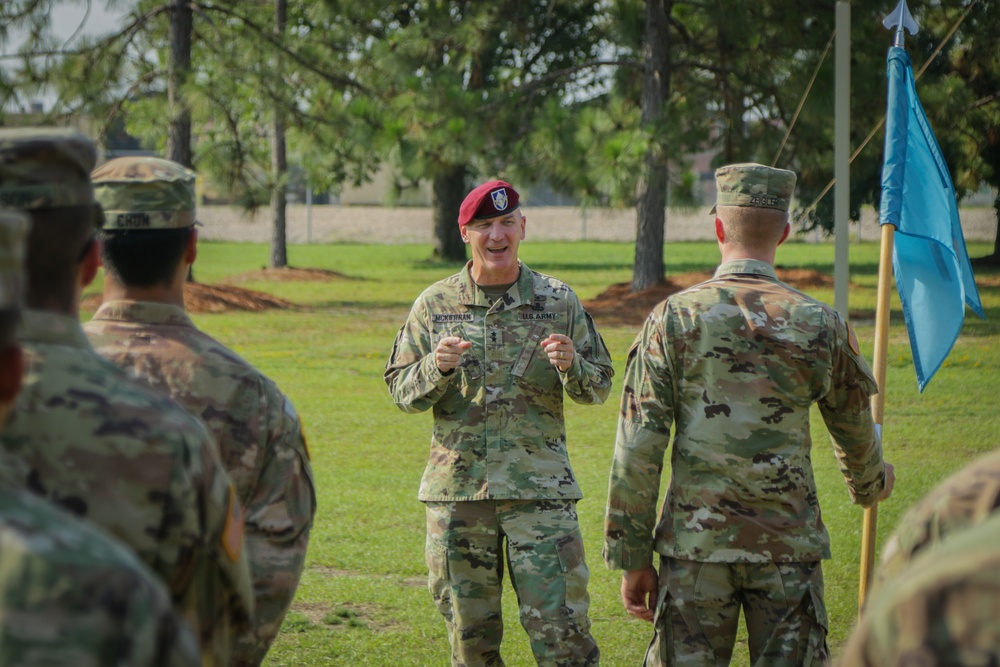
<box><xmin>83</xmin><ymin>239</ymin><xmax>1000</xmax><ymax>667</ymax></box>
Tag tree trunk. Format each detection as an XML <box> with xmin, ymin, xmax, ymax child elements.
<box><xmin>632</xmin><ymin>0</ymin><xmax>671</xmax><ymax>292</ymax></box>
<box><xmin>432</xmin><ymin>166</ymin><xmax>468</xmax><ymax>262</ymax></box>
<box><xmin>166</xmin><ymin>0</ymin><xmax>192</xmax><ymax>168</ymax></box>
<box><xmin>270</xmin><ymin>0</ymin><xmax>288</xmax><ymax>269</ymax></box>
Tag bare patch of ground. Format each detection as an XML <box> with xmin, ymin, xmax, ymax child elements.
<box><xmin>81</xmin><ymin>281</ymin><xmax>299</xmax><ymax>315</ymax></box>
<box><xmin>974</xmin><ymin>273</ymin><xmax>1000</xmax><ymax>287</ymax></box>
<box><xmin>584</xmin><ymin>268</ymin><xmax>837</xmax><ymax>328</ymax></box>
<box><xmin>290</xmin><ymin>599</ymin><xmax>402</xmax><ymax>633</ymax></box>
<box><xmin>224</xmin><ymin>266</ymin><xmax>353</xmax><ymax>283</ymax></box>
<box><xmin>290</xmin><ymin>601</ymin><xmax>336</xmax><ymax>625</ymax></box>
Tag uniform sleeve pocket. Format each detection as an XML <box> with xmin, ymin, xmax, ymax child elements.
<box><xmin>555</xmin><ymin>531</ymin><xmax>586</xmax><ymax>573</ymax></box>
<box><xmin>511</xmin><ymin>324</ymin><xmax>546</xmax><ymax>378</ymax></box>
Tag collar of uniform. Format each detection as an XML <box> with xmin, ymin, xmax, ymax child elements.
<box><xmin>457</xmin><ymin>261</ymin><xmax>534</xmax><ymax>309</ymax></box>
<box><xmin>90</xmin><ymin>300</ymin><xmax>195</xmax><ymax>328</ymax></box>
<box><xmin>20</xmin><ymin>309</ymin><xmax>94</xmax><ymax>350</ymax></box>
<box><xmin>713</xmin><ymin>259</ymin><xmax>779</xmax><ymax>280</ymax></box>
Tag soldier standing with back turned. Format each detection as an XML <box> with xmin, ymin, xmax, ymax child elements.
<box><xmin>604</xmin><ymin>163</ymin><xmax>894</xmax><ymax>666</ymax></box>
<box><xmin>0</xmin><ymin>127</ymin><xmax>253</xmax><ymax>666</ymax></box>
<box><xmin>84</xmin><ymin>155</ymin><xmax>316</xmax><ymax>667</ymax></box>
<box><xmin>385</xmin><ymin>180</ymin><xmax>614</xmax><ymax>666</ymax></box>
<box><xmin>0</xmin><ymin>207</ymin><xmax>200</xmax><ymax>666</ymax></box>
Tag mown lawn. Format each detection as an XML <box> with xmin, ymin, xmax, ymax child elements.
<box><xmin>83</xmin><ymin>239</ymin><xmax>1000</xmax><ymax>667</ymax></box>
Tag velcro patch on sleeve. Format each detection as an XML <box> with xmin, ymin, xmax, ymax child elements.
<box><xmin>222</xmin><ymin>485</ymin><xmax>244</xmax><ymax>562</ymax></box>
<box><xmin>299</xmin><ymin>421</ymin><xmax>311</xmax><ymax>461</ymax></box>
<box><xmin>847</xmin><ymin>322</ymin><xmax>861</xmax><ymax>355</ymax></box>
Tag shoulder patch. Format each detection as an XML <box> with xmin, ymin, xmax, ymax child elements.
<box><xmin>222</xmin><ymin>485</ymin><xmax>244</xmax><ymax>561</ymax></box>
<box><xmin>299</xmin><ymin>419</ymin><xmax>311</xmax><ymax>461</ymax></box>
<box><xmin>847</xmin><ymin>321</ymin><xmax>860</xmax><ymax>355</ymax></box>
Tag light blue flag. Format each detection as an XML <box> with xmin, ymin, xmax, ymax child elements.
<box><xmin>879</xmin><ymin>45</ymin><xmax>984</xmax><ymax>392</ymax></box>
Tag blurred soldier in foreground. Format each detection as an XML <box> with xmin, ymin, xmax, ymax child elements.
<box><xmin>604</xmin><ymin>163</ymin><xmax>894</xmax><ymax>666</ymax></box>
<box><xmin>0</xmin><ymin>207</ymin><xmax>199</xmax><ymax>666</ymax></box>
<box><xmin>85</xmin><ymin>156</ymin><xmax>316</xmax><ymax>666</ymax></box>
<box><xmin>840</xmin><ymin>506</ymin><xmax>1000</xmax><ymax>665</ymax></box>
<box><xmin>385</xmin><ymin>180</ymin><xmax>614</xmax><ymax>666</ymax></box>
<box><xmin>874</xmin><ymin>446</ymin><xmax>1000</xmax><ymax>591</ymax></box>
<box><xmin>838</xmin><ymin>447</ymin><xmax>1000</xmax><ymax>665</ymax></box>
<box><xmin>0</xmin><ymin>127</ymin><xmax>253</xmax><ymax>666</ymax></box>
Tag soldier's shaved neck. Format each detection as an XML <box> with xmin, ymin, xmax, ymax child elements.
<box><xmin>716</xmin><ymin>206</ymin><xmax>789</xmax><ymax>264</ymax></box>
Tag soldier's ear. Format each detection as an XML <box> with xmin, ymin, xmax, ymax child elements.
<box><xmin>714</xmin><ymin>217</ymin><xmax>726</xmax><ymax>243</ymax></box>
<box><xmin>777</xmin><ymin>222</ymin><xmax>791</xmax><ymax>246</ymax></box>
<box><xmin>184</xmin><ymin>227</ymin><xmax>199</xmax><ymax>265</ymax></box>
<box><xmin>0</xmin><ymin>344</ymin><xmax>23</xmax><ymax>406</ymax></box>
<box><xmin>79</xmin><ymin>237</ymin><xmax>100</xmax><ymax>288</ymax></box>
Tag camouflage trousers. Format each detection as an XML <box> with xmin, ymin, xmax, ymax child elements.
<box><xmin>424</xmin><ymin>499</ymin><xmax>600</xmax><ymax>667</ymax></box>
<box><xmin>644</xmin><ymin>558</ymin><xmax>828</xmax><ymax>667</ymax></box>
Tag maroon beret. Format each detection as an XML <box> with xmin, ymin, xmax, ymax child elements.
<box><xmin>458</xmin><ymin>180</ymin><xmax>520</xmax><ymax>227</ymax></box>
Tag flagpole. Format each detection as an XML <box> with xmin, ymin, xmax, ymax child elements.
<box><xmin>858</xmin><ymin>222</ymin><xmax>895</xmax><ymax>613</ymax></box>
<box><xmin>858</xmin><ymin>0</ymin><xmax>919</xmax><ymax>617</ymax></box>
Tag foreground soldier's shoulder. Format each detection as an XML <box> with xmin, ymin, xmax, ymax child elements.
<box><xmin>0</xmin><ymin>487</ymin><xmax>199</xmax><ymax>664</ymax></box>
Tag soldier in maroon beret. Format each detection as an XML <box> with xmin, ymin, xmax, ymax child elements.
<box><xmin>386</xmin><ymin>179</ymin><xmax>614</xmax><ymax>666</ymax></box>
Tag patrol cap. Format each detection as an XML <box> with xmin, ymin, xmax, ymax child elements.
<box><xmin>712</xmin><ymin>163</ymin><xmax>796</xmax><ymax>214</ymax></box>
<box><xmin>92</xmin><ymin>156</ymin><xmax>197</xmax><ymax>230</ymax></box>
<box><xmin>458</xmin><ymin>180</ymin><xmax>520</xmax><ymax>227</ymax></box>
<box><xmin>0</xmin><ymin>127</ymin><xmax>96</xmax><ymax>211</ymax></box>
<box><xmin>0</xmin><ymin>209</ymin><xmax>30</xmax><ymax>311</ymax></box>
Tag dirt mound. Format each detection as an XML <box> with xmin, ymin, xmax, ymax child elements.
<box><xmin>81</xmin><ymin>282</ymin><xmax>298</xmax><ymax>315</ymax></box>
<box><xmin>225</xmin><ymin>267</ymin><xmax>351</xmax><ymax>283</ymax></box>
<box><xmin>584</xmin><ymin>268</ymin><xmax>835</xmax><ymax>327</ymax></box>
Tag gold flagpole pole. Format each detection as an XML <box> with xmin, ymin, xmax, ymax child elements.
<box><xmin>858</xmin><ymin>222</ymin><xmax>895</xmax><ymax>615</ymax></box>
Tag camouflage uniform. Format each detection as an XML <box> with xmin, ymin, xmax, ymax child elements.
<box><xmin>386</xmin><ymin>257</ymin><xmax>614</xmax><ymax>666</ymax></box>
<box><xmin>604</xmin><ymin>164</ymin><xmax>887</xmax><ymax>666</ymax></box>
<box><xmin>0</xmin><ymin>481</ymin><xmax>201</xmax><ymax>666</ymax></box>
<box><xmin>839</xmin><ymin>510</ymin><xmax>1000</xmax><ymax>666</ymax></box>
<box><xmin>873</xmin><ymin>447</ymin><xmax>1000</xmax><ymax>594</ymax></box>
<box><xmin>0</xmin><ymin>208</ymin><xmax>198</xmax><ymax>666</ymax></box>
<box><xmin>0</xmin><ymin>127</ymin><xmax>254</xmax><ymax>666</ymax></box>
<box><xmin>85</xmin><ymin>156</ymin><xmax>317</xmax><ymax>666</ymax></box>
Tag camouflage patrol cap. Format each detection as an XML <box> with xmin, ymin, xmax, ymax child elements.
<box><xmin>712</xmin><ymin>163</ymin><xmax>796</xmax><ymax>214</ymax></box>
<box><xmin>92</xmin><ymin>156</ymin><xmax>197</xmax><ymax>230</ymax></box>
<box><xmin>0</xmin><ymin>127</ymin><xmax>96</xmax><ymax>211</ymax></box>
<box><xmin>0</xmin><ymin>209</ymin><xmax>30</xmax><ymax>310</ymax></box>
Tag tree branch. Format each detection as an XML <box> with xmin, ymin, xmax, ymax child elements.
<box><xmin>193</xmin><ymin>1</ymin><xmax>371</xmax><ymax>95</ymax></box>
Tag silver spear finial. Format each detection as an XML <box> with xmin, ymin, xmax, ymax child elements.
<box><xmin>883</xmin><ymin>0</ymin><xmax>919</xmax><ymax>47</ymax></box>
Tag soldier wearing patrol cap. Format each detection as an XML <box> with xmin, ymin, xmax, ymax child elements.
<box><xmin>0</xmin><ymin>127</ymin><xmax>254</xmax><ymax>667</ymax></box>
<box><xmin>0</xmin><ymin>208</ymin><xmax>199</xmax><ymax>666</ymax></box>
<box><xmin>604</xmin><ymin>162</ymin><xmax>895</xmax><ymax>666</ymax></box>
<box><xmin>84</xmin><ymin>156</ymin><xmax>316</xmax><ymax>667</ymax></box>
<box><xmin>385</xmin><ymin>179</ymin><xmax>614</xmax><ymax>666</ymax></box>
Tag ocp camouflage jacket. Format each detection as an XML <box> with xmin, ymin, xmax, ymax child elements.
<box><xmin>386</xmin><ymin>262</ymin><xmax>614</xmax><ymax>501</ymax></box>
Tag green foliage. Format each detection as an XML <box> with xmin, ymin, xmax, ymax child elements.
<box><xmin>78</xmin><ymin>238</ymin><xmax>1000</xmax><ymax>666</ymax></box>
<box><xmin>5</xmin><ymin>1</ymin><xmax>998</xmax><ymax>244</ymax></box>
